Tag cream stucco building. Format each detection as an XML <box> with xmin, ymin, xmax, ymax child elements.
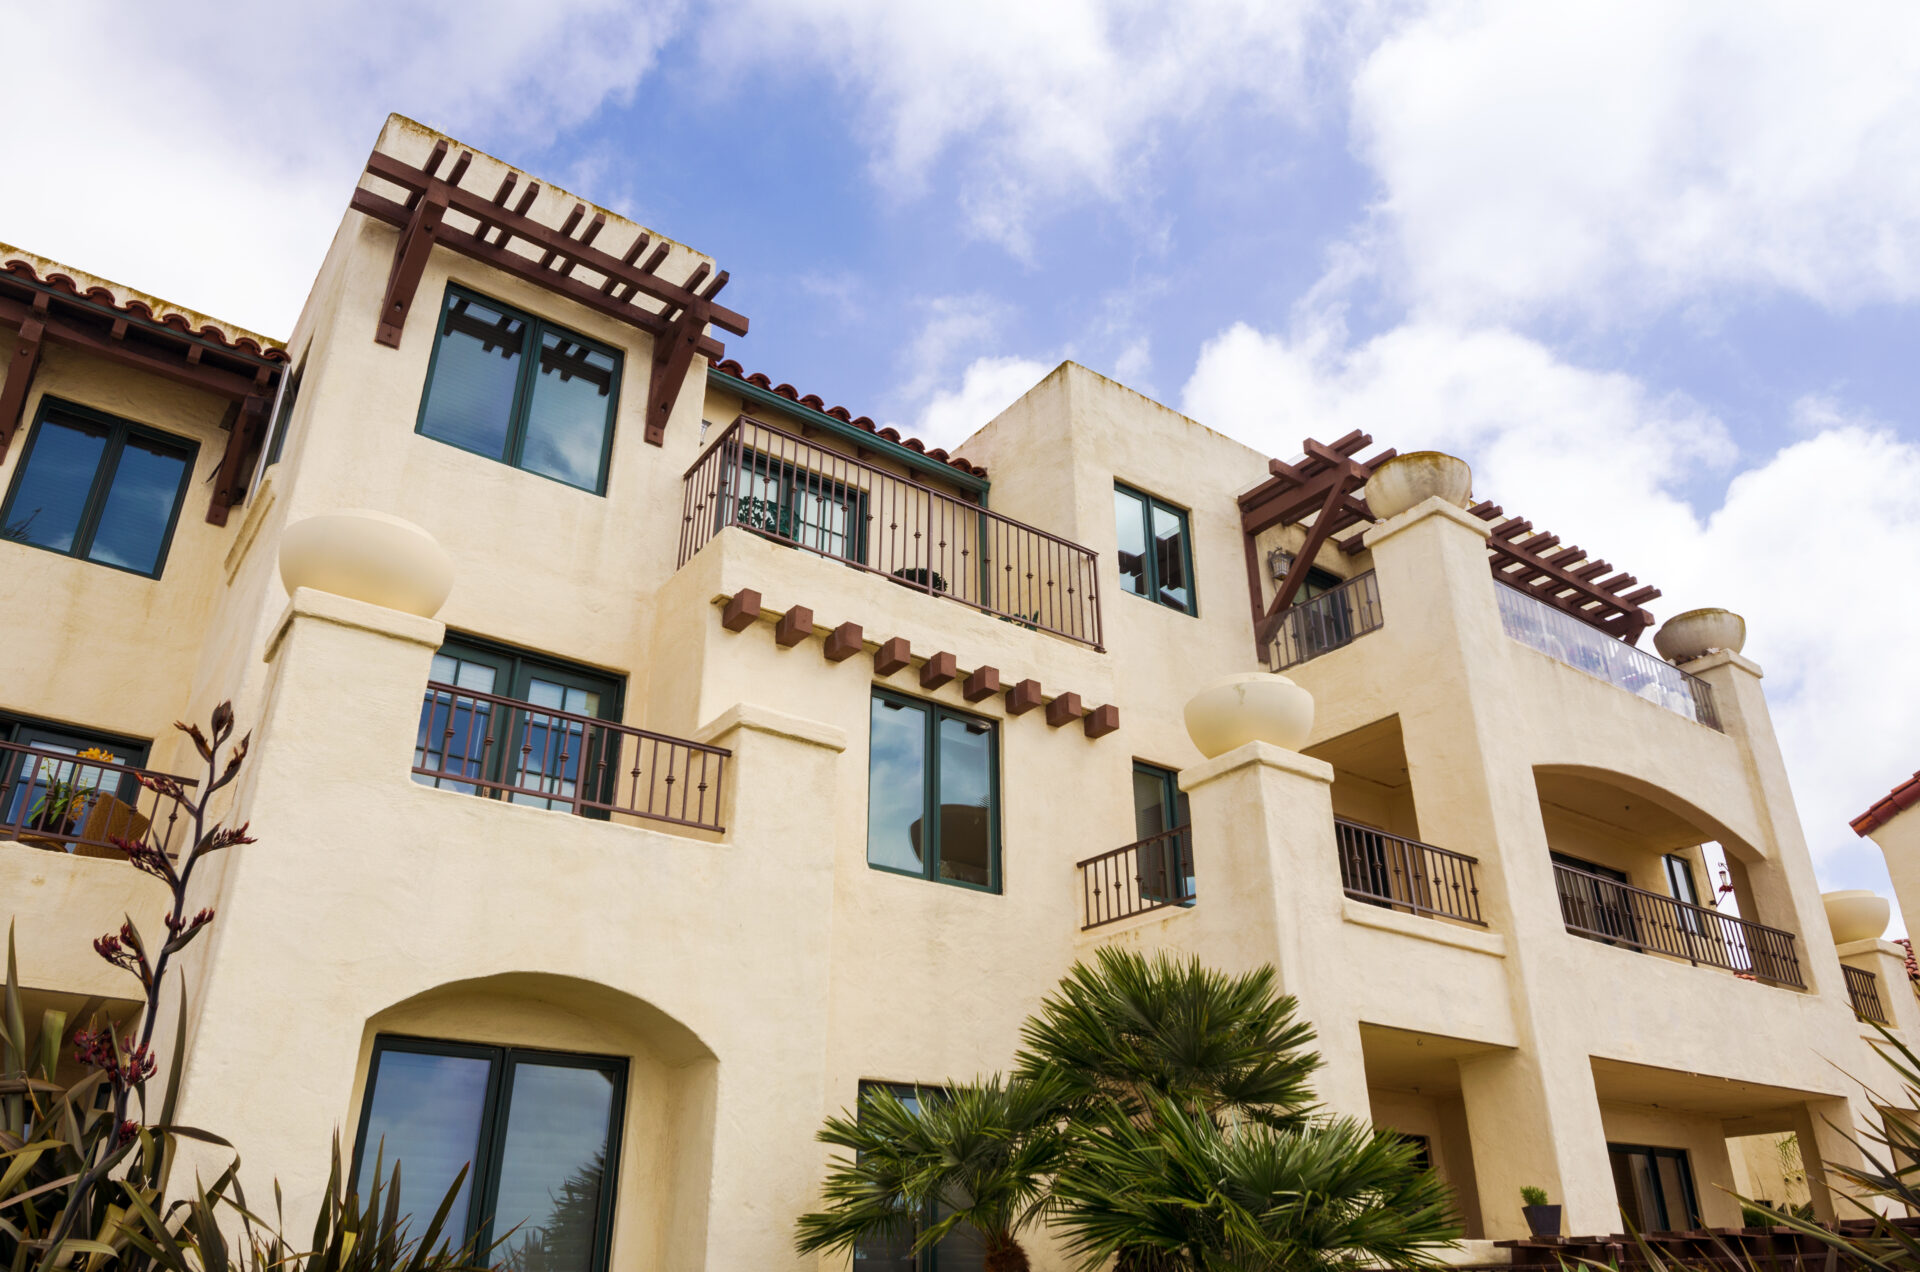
<box><xmin>3</xmin><ymin>116</ymin><xmax>1912</xmax><ymax>1270</ymax></box>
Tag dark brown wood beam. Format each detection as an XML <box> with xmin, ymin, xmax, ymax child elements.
<box><xmin>721</xmin><ymin>590</ymin><xmax>761</xmax><ymax>631</ymax></box>
<box><xmin>1006</xmin><ymin>679</ymin><xmax>1043</xmax><ymax>715</ymax></box>
<box><xmin>1045</xmin><ymin>692</ymin><xmax>1084</xmax><ymax>727</ymax></box>
<box><xmin>963</xmin><ymin>666</ymin><xmax>1000</xmax><ymax>702</ymax></box>
<box><xmin>874</xmin><ymin>637</ymin><xmax>911</xmax><ymax>676</ymax></box>
<box><xmin>775</xmin><ymin>605</ymin><xmax>813</xmax><ymax>647</ymax></box>
<box><xmin>646</xmin><ymin>309</ymin><xmax>705</xmax><ymax>447</ymax></box>
<box><xmin>824</xmin><ymin>621</ymin><xmax>862</xmax><ymax>661</ymax></box>
<box><xmin>375</xmin><ymin>186</ymin><xmax>448</xmax><ymax>348</ymax></box>
<box><xmin>206</xmin><ymin>388</ymin><xmax>271</xmax><ymax>526</ymax></box>
<box><xmin>0</xmin><ymin>293</ymin><xmax>265</xmax><ymax>402</ymax></box>
<box><xmin>920</xmin><ymin>651</ymin><xmax>957</xmax><ymax>690</ymax></box>
<box><xmin>1083</xmin><ymin>704</ymin><xmax>1119</xmax><ymax>738</ymax></box>
<box><xmin>0</xmin><ymin>309</ymin><xmax>45</xmax><ymax>460</ymax></box>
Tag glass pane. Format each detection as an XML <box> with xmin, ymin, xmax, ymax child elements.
<box><xmin>1113</xmin><ymin>487</ymin><xmax>1149</xmax><ymax>598</ymax></box>
<box><xmin>1151</xmin><ymin>501</ymin><xmax>1191</xmax><ymax>613</ymax></box>
<box><xmin>868</xmin><ymin>697</ymin><xmax>929</xmax><ymax>874</ymax></box>
<box><xmin>1132</xmin><ymin>768</ymin><xmax>1170</xmax><ymax>842</ymax></box>
<box><xmin>935</xmin><ymin>715</ymin><xmax>995</xmax><ymax>887</ymax></box>
<box><xmin>793</xmin><ymin>477</ymin><xmax>859</xmax><ymax>561</ymax></box>
<box><xmin>490</xmin><ymin>1062</ymin><xmax>618</xmax><ymax>1272</ymax></box>
<box><xmin>88</xmin><ymin>434</ymin><xmax>190</xmax><ymax>574</ymax></box>
<box><xmin>733</xmin><ymin>459</ymin><xmax>788</xmax><ymax>536</ymax></box>
<box><xmin>4</xmin><ymin>415</ymin><xmax>107</xmax><ymax>553</ymax></box>
<box><xmin>521</xmin><ymin>332</ymin><xmax>616</xmax><ymax>491</ymax></box>
<box><xmin>416</xmin><ymin>658</ymin><xmax>499</xmax><ymax>794</ymax></box>
<box><xmin>1655</xmin><ymin>1153</ymin><xmax>1698</xmax><ymax>1229</ymax></box>
<box><xmin>420</xmin><ymin>296</ymin><xmax>526</xmax><ymax>461</ymax></box>
<box><xmin>509</xmin><ymin>678</ymin><xmax>596</xmax><ymax>809</ymax></box>
<box><xmin>357</xmin><ymin>1048</ymin><xmax>492</xmax><ymax>1246</ymax></box>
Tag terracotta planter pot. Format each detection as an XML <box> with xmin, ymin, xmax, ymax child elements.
<box><xmin>1823</xmin><ymin>889</ymin><xmax>1890</xmax><ymax>945</ymax></box>
<box><xmin>1653</xmin><ymin>608</ymin><xmax>1746</xmax><ymax>663</ymax></box>
<box><xmin>1523</xmin><ymin>1204</ymin><xmax>1562</xmax><ymax>1237</ymax></box>
<box><xmin>1362</xmin><ymin>451</ymin><xmax>1472</xmax><ymax>520</ymax></box>
<box><xmin>1182</xmin><ymin>672</ymin><xmax>1314</xmax><ymax>758</ymax></box>
<box><xmin>279</xmin><ymin>510</ymin><xmax>455</xmax><ymax>617</ymax></box>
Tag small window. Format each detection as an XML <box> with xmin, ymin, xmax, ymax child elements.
<box><xmin>1608</xmin><ymin>1142</ymin><xmax>1701</xmax><ymax>1232</ymax></box>
<box><xmin>1132</xmin><ymin>761</ymin><xmax>1194</xmax><ymax>905</ymax></box>
<box><xmin>415</xmin><ymin>636</ymin><xmax>624</xmax><ymax>813</ymax></box>
<box><xmin>1</xmin><ymin>714</ymin><xmax>150</xmax><ymax>846</ymax></box>
<box><xmin>1</xmin><ymin>400</ymin><xmax>196</xmax><ymax>578</ymax></box>
<box><xmin>353</xmin><ymin>1036</ymin><xmax>626</xmax><ymax>1272</ymax></box>
<box><xmin>867</xmin><ymin>690</ymin><xmax>999</xmax><ymax>891</ymax></box>
<box><xmin>415</xmin><ymin>286</ymin><xmax>622</xmax><ymax>494</ymax></box>
<box><xmin>853</xmin><ymin>1082</ymin><xmax>989</xmax><ymax>1270</ymax></box>
<box><xmin>1114</xmin><ymin>482</ymin><xmax>1194</xmax><ymax>614</ymax></box>
<box><xmin>1663</xmin><ymin>854</ymin><xmax>1701</xmax><ymax>907</ymax></box>
<box><xmin>263</xmin><ymin>364</ymin><xmax>303</xmax><ymax>468</ymax></box>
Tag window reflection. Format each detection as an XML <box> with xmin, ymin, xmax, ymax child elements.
<box><xmin>867</xmin><ymin>692</ymin><xmax>998</xmax><ymax>891</ymax></box>
<box><xmin>1113</xmin><ymin>483</ymin><xmax>1193</xmax><ymax>615</ymax></box>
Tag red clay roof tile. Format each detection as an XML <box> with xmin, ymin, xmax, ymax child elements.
<box><xmin>1853</xmin><ymin>771</ymin><xmax>1920</xmax><ymax>836</ymax></box>
<box><xmin>710</xmin><ymin>360</ymin><xmax>986</xmax><ymax>477</ymax></box>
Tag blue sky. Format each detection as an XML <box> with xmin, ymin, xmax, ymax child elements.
<box><xmin>11</xmin><ymin>1</ymin><xmax>1920</xmax><ymax>914</ymax></box>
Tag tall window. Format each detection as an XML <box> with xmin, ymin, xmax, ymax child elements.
<box><xmin>0</xmin><ymin>714</ymin><xmax>148</xmax><ymax>846</ymax></box>
<box><xmin>415</xmin><ymin>636</ymin><xmax>624</xmax><ymax>812</ymax></box>
<box><xmin>867</xmin><ymin>691</ymin><xmax>999</xmax><ymax>892</ymax></box>
<box><xmin>353</xmin><ymin>1036</ymin><xmax>626</xmax><ymax>1272</ymax></box>
<box><xmin>415</xmin><ymin>286</ymin><xmax>622</xmax><ymax>494</ymax></box>
<box><xmin>853</xmin><ymin>1083</ymin><xmax>987</xmax><ymax>1271</ymax></box>
<box><xmin>1113</xmin><ymin>482</ymin><xmax>1194</xmax><ymax>614</ymax></box>
<box><xmin>1</xmin><ymin>399</ymin><xmax>196</xmax><ymax>578</ymax></box>
<box><xmin>1608</xmin><ymin>1143</ymin><xmax>1701</xmax><ymax>1232</ymax></box>
<box><xmin>1663</xmin><ymin>854</ymin><xmax>1701</xmax><ymax>906</ymax></box>
<box><xmin>263</xmin><ymin>363</ymin><xmax>303</xmax><ymax>468</ymax></box>
<box><xmin>1132</xmin><ymin>761</ymin><xmax>1194</xmax><ymax>905</ymax></box>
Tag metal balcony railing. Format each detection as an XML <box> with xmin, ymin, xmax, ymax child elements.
<box><xmin>0</xmin><ymin>740</ymin><xmax>195</xmax><ymax>858</ymax></box>
<box><xmin>414</xmin><ymin>683</ymin><xmax>729</xmax><ymax>832</ymax></box>
<box><xmin>1335</xmin><ymin>819</ymin><xmax>1485</xmax><ymax>925</ymax></box>
<box><xmin>1269</xmin><ymin>571</ymin><xmax>1383</xmax><ymax>670</ymax></box>
<box><xmin>1553</xmin><ymin>862</ymin><xmax>1803</xmax><ymax>987</ymax></box>
<box><xmin>1077</xmin><ymin>825</ymin><xmax>1194</xmax><ymax>929</ymax></box>
<box><xmin>1845</xmin><ymin>964</ymin><xmax>1889</xmax><ymax>1023</ymax></box>
<box><xmin>680</xmin><ymin>416</ymin><xmax>1104</xmax><ymax>649</ymax></box>
<box><xmin>1496</xmin><ymin>583</ymin><xmax>1721</xmax><ymax>730</ymax></box>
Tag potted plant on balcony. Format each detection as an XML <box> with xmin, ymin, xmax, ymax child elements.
<box><xmin>22</xmin><ymin>747</ymin><xmax>115</xmax><ymax>845</ymax></box>
<box><xmin>1520</xmin><ymin>1185</ymin><xmax>1561</xmax><ymax>1237</ymax></box>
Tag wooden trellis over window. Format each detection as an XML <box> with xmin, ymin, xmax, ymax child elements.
<box><xmin>0</xmin><ymin>262</ymin><xmax>287</xmax><ymax>526</ymax></box>
<box><xmin>1237</xmin><ymin>430</ymin><xmax>1398</xmax><ymax>651</ymax></box>
<box><xmin>350</xmin><ymin>139</ymin><xmax>751</xmax><ymax>446</ymax></box>
<box><xmin>1240</xmin><ymin>433</ymin><xmax>1663</xmax><ymax>657</ymax></box>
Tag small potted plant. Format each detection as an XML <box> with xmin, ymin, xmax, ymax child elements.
<box><xmin>1520</xmin><ymin>1185</ymin><xmax>1561</xmax><ymax>1237</ymax></box>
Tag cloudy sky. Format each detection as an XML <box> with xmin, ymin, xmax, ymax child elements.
<box><xmin>12</xmin><ymin>1</ymin><xmax>1919</xmax><ymax>914</ymax></box>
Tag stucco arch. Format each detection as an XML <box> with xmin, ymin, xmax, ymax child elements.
<box><xmin>346</xmin><ymin>971</ymin><xmax>718</xmax><ymax>1270</ymax></box>
<box><xmin>1532</xmin><ymin>762</ymin><xmax>1761</xmax><ymax>863</ymax></box>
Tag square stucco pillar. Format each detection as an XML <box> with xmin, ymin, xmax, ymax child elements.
<box><xmin>170</xmin><ymin>587</ymin><xmax>446</xmax><ymax>1228</ymax></box>
<box><xmin>1180</xmin><ymin>740</ymin><xmax>1370</xmax><ymax>1121</ymax></box>
<box><xmin>1363</xmin><ymin>497</ymin><xmax>1622</xmax><ymax>1238</ymax></box>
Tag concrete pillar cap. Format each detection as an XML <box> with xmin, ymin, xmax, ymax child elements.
<box><xmin>279</xmin><ymin>510</ymin><xmax>454</xmax><ymax>618</ymax></box>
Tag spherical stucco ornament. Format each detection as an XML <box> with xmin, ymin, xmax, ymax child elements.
<box><xmin>1183</xmin><ymin>672</ymin><xmax>1315</xmax><ymax>759</ymax></box>
<box><xmin>1362</xmin><ymin>451</ymin><xmax>1473</xmax><ymax>520</ymax></box>
<box><xmin>1823</xmin><ymin>889</ymin><xmax>1891</xmax><ymax>946</ymax></box>
<box><xmin>279</xmin><ymin>510</ymin><xmax>454</xmax><ymax>618</ymax></box>
<box><xmin>1653</xmin><ymin>608</ymin><xmax>1746</xmax><ymax>663</ymax></box>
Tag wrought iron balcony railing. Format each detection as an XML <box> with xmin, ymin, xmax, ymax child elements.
<box><xmin>680</xmin><ymin>416</ymin><xmax>1104</xmax><ymax>649</ymax></box>
<box><xmin>0</xmin><ymin>740</ymin><xmax>195</xmax><ymax>858</ymax></box>
<box><xmin>414</xmin><ymin>683</ymin><xmax>729</xmax><ymax>833</ymax></box>
<box><xmin>1077</xmin><ymin>825</ymin><xmax>1194</xmax><ymax>929</ymax></box>
<box><xmin>1335</xmin><ymin>818</ymin><xmax>1485</xmax><ymax>925</ymax></box>
<box><xmin>1845</xmin><ymin>964</ymin><xmax>1889</xmax><ymax>1023</ymax></box>
<box><xmin>1269</xmin><ymin>571</ymin><xmax>1383</xmax><ymax>670</ymax></box>
<box><xmin>1553</xmin><ymin>862</ymin><xmax>1802</xmax><ymax>987</ymax></box>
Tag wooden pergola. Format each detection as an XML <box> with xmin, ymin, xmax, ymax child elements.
<box><xmin>350</xmin><ymin>140</ymin><xmax>750</xmax><ymax>447</ymax></box>
<box><xmin>0</xmin><ymin>259</ymin><xmax>289</xmax><ymax>526</ymax></box>
<box><xmin>1239</xmin><ymin>432</ymin><xmax>1661</xmax><ymax>657</ymax></box>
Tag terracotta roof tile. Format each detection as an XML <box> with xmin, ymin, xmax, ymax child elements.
<box><xmin>1853</xmin><ymin>771</ymin><xmax>1920</xmax><ymax>836</ymax></box>
<box><xmin>1</xmin><ymin>253</ymin><xmax>287</xmax><ymax>360</ymax></box>
<box><xmin>710</xmin><ymin>360</ymin><xmax>986</xmax><ymax>477</ymax></box>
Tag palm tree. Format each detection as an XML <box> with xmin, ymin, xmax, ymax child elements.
<box><xmin>794</xmin><ymin>1074</ymin><xmax>1069</xmax><ymax>1272</ymax></box>
<box><xmin>1019</xmin><ymin>949</ymin><xmax>1459</xmax><ymax>1272</ymax></box>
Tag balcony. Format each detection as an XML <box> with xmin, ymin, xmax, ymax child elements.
<box><xmin>1077</xmin><ymin>825</ymin><xmax>1194</xmax><ymax>929</ymax></box>
<box><xmin>1496</xmin><ymin>583</ymin><xmax>1721</xmax><ymax>730</ymax></box>
<box><xmin>413</xmin><ymin>683</ymin><xmax>730</xmax><ymax>833</ymax></box>
<box><xmin>1552</xmin><ymin>862</ymin><xmax>1803</xmax><ymax>987</ymax></box>
<box><xmin>1</xmin><ymin>740</ymin><xmax>194</xmax><ymax>858</ymax></box>
<box><xmin>680</xmin><ymin>416</ymin><xmax>1104</xmax><ymax>649</ymax></box>
<box><xmin>1270</xmin><ymin>571</ymin><xmax>1382</xmax><ymax>670</ymax></box>
<box><xmin>1335</xmin><ymin>819</ymin><xmax>1486</xmax><ymax>926</ymax></box>
<box><xmin>1844</xmin><ymin>964</ymin><xmax>1889</xmax><ymax>1023</ymax></box>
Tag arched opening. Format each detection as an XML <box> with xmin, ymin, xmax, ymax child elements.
<box><xmin>344</xmin><ymin>973</ymin><xmax>717</xmax><ymax>1272</ymax></box>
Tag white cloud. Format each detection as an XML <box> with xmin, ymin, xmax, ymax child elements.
<box><xmin>702</xmin><ymin>0</ymin><xmax>1321</xmax><ymax>255</ymax></box>
<box><xmin>913</xmin><ymin>355</ymin><xmax>1052</xmax><ymax>450</ymax></box>
<box><xmin>1183</xmin><ymin>317</ymin><xmax>1920</xmax><ymax>903</ymax></box>
<box><xmin>3</xmin><ymin>2</ymin><xmax>683</xmax><ymax>335</ymax></box>
<box><xmin>1352</xmin><ymin>0</ymin><xmax>1920</xmax><ymax>321</ymax></box>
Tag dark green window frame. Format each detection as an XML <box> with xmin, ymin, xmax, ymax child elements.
<box><xmin>415</xmin><ymin>634</ymin><xmax>626</xmax><ymax>815</ymax></box>
<box><xmin>1607</xmin><ymin>1142</ymin><xmax>1701</xmax><ymax>1232</ymax></box>
<box><xmin>413</xmin><ymin>284</ymin><xmax>623</xmax><ymax>494</ymax></box>
<box><xmin>853</xmin><ymin>1082</ymin><xmax>987</xmax><ymax>1270</ymax></box>
<box><xmin>1132</xmin><ymin>760</ymin><xmax>1194</xmax><ymax>905</ymax></box>
<box><xmin>0</xmin><ymin>398</ymin><xmax>197</xmax><ymax>579</ymax></box>
<box><xmin>350</xmin><ymin>1035</ymin><xmax>627</xmax><ymax>1272</ymax></box>
<box><xmin>1114</xmin><ymin>481</ymin><xmax>1197</xmax><ymax>615</ymax></box>
<box><xmin>867</xmin><ymin>688</ymin><xmax>1001</xmax><ymax>893</ymax></box>
<box><xmin>728</xmin><ymin>446</ymin><xmax>870</xmax><ymax>564</ymax></box>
